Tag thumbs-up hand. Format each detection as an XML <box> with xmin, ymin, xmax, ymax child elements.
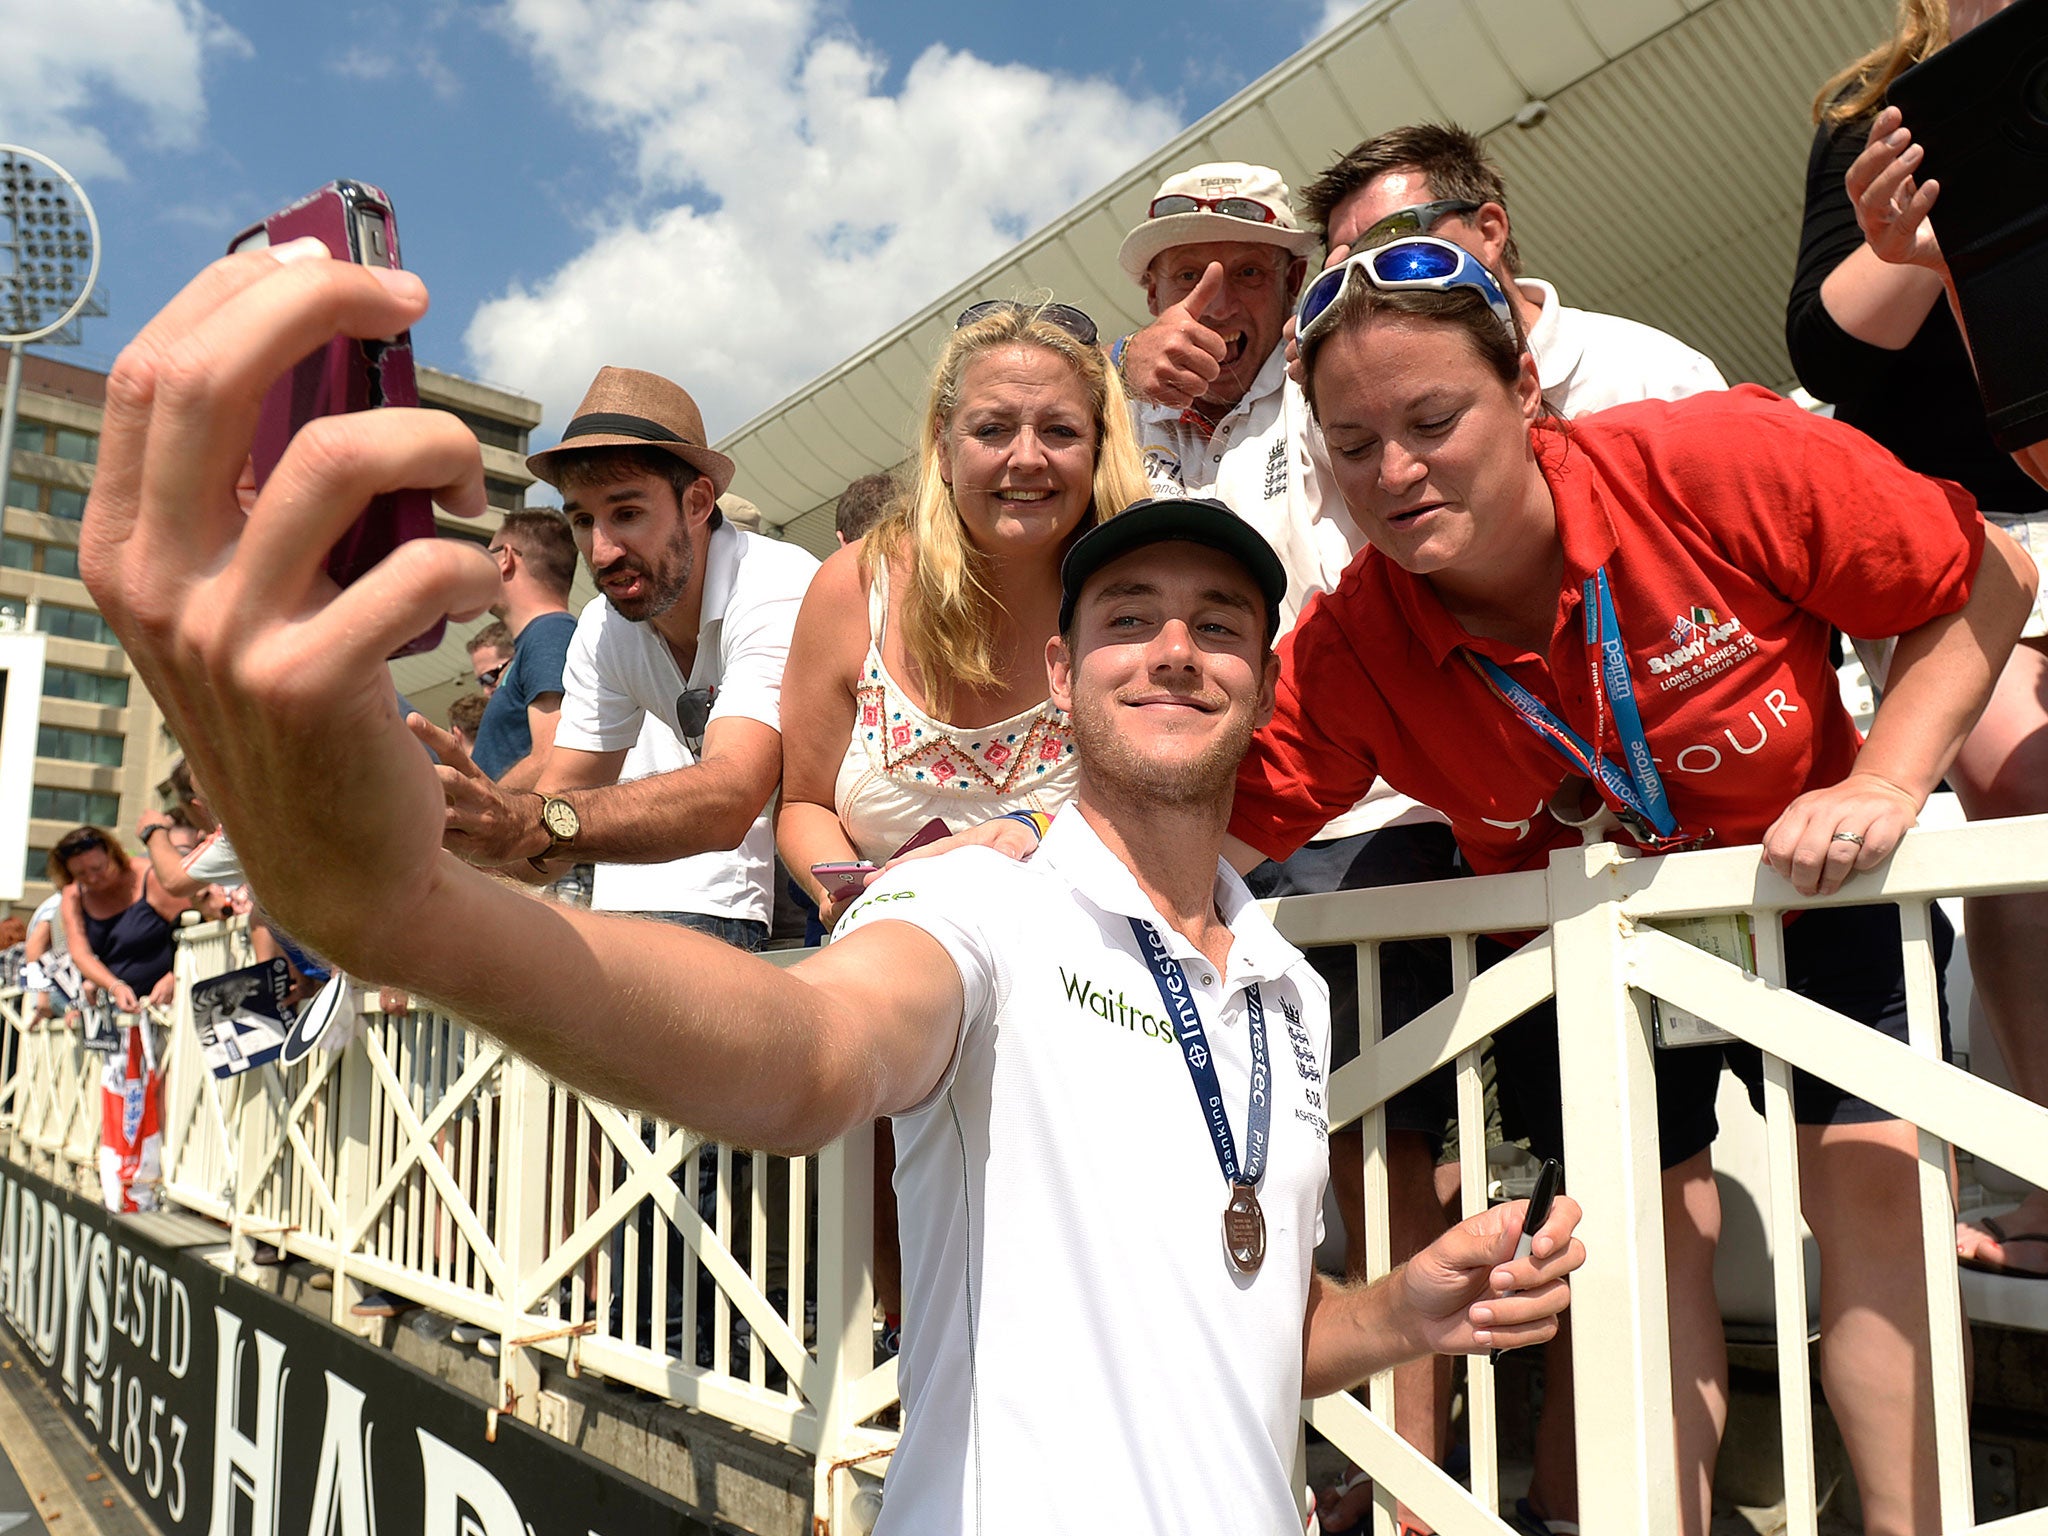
<box><xmin>1119</xmin><ymin>262</ymin><xmax>1231</xmax><ymax>409</ymax></box>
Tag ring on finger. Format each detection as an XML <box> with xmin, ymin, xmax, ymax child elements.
<box><xmin>1831</xmin><ymin>830</ymin><xmax>1866</xmax><ymax>847</ymax></box>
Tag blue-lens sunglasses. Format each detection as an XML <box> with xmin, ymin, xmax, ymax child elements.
<box><xmin>1294</xmin><ymin>235</ymin><xmax>1518</xmax><ymax>348</ymax></box>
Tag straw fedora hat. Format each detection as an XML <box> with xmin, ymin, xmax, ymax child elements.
<box><xmin>527</xmin><ymin>366</ymin><xmax>736</xmax><ymax>497</ymax></box>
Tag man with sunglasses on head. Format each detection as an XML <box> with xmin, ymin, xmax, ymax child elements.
<box><xmin>418</xmin><ymin>365</ymin><xmax>820</xmax><ymax>954</ymax></box>
<box><xmin>1297</xmin><ymin>122</ymin><xmax>1725</xmax><ymax>417</ymax></box>
<box><xmin>468</xmin><ymin>510</ymin><xmax>578</xmax><ymax>787</ymax></box>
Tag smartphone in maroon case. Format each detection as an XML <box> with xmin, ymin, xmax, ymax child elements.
<box><xmin>227</xmin><ymin>180</ymin><xmax>444</xmax><ymax>657</ymax></box>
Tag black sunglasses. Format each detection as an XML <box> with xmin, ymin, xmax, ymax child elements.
<box><xmin>677</xmin><ymin>685</ymin><xmax>717</xmax><ymax>754</ymax></box>
<box><xmin>954</xmin><ymin>299</ymin><xmax>1099</xmax><ymax>348</ymax></box>
<box><xmin>476</xmin><ymin>665</ymin><xmax>506</xmax><ymax>689</ymax></box>
<box><xmin>1352</xmin><ymin>198</ymin><xmax>1482</xmax><ymax>249</ymax></box>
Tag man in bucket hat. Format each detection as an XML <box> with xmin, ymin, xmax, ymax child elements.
<box><xmin>1110</xmin><ymin>163</ymin><xmax>1350</xmax><ymax>633</ymax></box>
<box><xmin>416</xmin><ymin>365</ymin><xmax>819</xmax><ymax>950</ymax></box>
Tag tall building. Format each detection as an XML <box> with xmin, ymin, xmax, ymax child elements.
<box><xmin>3</xmin><ymin>352</ymin><xmax>542</xmax><ymax>918</ymax></box>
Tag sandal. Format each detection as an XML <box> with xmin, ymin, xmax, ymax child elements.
<box><xmin>1510</xmin><ymin>1497</ymin><xmax>1581</xmax><ymax>1536</ymax></box>
<box><xmin>1317</xmin><ymin>1469</ymin><xmax>1431</xmax><ymax>1536</ymax></box>
<box><xmin>1960</xmin><ymin>1214</ymin><xmax>2048</xmax><ymax>1281</ymax></box>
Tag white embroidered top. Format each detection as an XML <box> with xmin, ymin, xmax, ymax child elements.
<box><xmin>832</xmin><ymin>563</ymin><xmax>1080</xmax><ymax>863</ymax></box>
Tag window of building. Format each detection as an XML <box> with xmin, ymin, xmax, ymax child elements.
<box><xmin>5</xmin><ymin>478</ymin><xmax>38</xmax><ymax>515</ymax></box>
<box><xmin>31</xmin><ymin>786</ymin><xmax>120</xmax><ymax>825</ymax></box>
<box><xmin>38</xmin><ymin>604</ymin><xmax>119</xmax><ymax>646</ymax></box>
<box><xmin>43</xmin><ymin>665</ymin><xmax>128</xmax><ymax>708</ymax></box>
<box><xmin>484</xmin><ymin>475</ymin><xmax>528</xmax><ymax>511</ymax></box>
<box><xmin>451</xmin><ymin>408</ymin><xmax>527</xmax><ymax>454</ymax></box>
<box><xmin>52</xmin><ymin>429</ymin><xmax>97</xmax><ymax>464</ymax></box>
<box><xmin>0</xmin><ymin>598</ymin><xmax>25</xmax><ymax>629</ymax></box>
<box><xmin>46</xmin><ymin>487</ymin><xmax>85</xmax><ymax>522</ymax></box>
<box><xmin>37</xmin><ymin>724</ymin><xmax>123</xmax><ymax>767</ymax></box>
<box><xmin>26</xmin><ymin>846</ymin><xmax>48</xmax><ymax>883</ymax></box>
<box><xmin>40</xmin><ymin>544</ymin><xmax>78</xmax><ymax>579</ymax></box>
<box><xmin>1</xmin><ymin>536</ymin><xmax>33</xmax><ymax>570</ymax></box>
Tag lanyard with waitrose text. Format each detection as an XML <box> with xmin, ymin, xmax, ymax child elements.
<box><xmin>1465</xmin><ymin>566</ymin><xmax>1687</xmax><ymax>852</ymax></box>
<box><xmin>1126</xmin><ymin>916</ymin><xmax>1269</xmax><ymax>1191</ymax></box>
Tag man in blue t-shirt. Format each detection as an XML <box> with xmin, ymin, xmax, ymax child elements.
<box><xmin>469</xmin><ymin>509</ymin><xmax>579</xmax><ymax>785</ymax></box>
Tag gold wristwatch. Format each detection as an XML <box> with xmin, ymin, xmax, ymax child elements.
<box><xmin>529</xmin><ymin>794</ymin><xmax>581</xmax><ymax>873</ymax></box>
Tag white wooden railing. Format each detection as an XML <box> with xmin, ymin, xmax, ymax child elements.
<box><xmin>4</xmin><ymin>816</ymin><xmax>2046</xmax><ymax>1534</ymax></box>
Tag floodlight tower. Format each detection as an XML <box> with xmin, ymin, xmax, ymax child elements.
<box><xmin>0</xmin><ymin>145</ymin><xmax>102</xmax><ymax>503</ymax></box>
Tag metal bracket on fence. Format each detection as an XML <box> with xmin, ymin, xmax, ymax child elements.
<box><xmin>818</xmin><ymin>1446</ymin><xmax>893</xmax><ymax>1536</ymax></box>
<box><xmin>504</xmin><ymin>1319</ymin><xmax>597</xmax><ymax>1352</ymax></box>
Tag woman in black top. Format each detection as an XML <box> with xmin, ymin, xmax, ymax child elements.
<box><xmin>1787</xmin><ymin>0</ymin><xmax>2048</xmax><ymax>1284</ymax></box>
<box><xmin>53</xmin><ymin>824</ymin><xmax>186</xmax><ymax>1013</ymax></box>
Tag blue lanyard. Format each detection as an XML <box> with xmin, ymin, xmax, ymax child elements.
<box><xmin>1466</xmin><ymin>567</ymin><xmax>1684</xmax><ymax>849</ymax></box>
<box><xmin>1127</xmin><ymin>917</ymin><xmax>1270</xmax><ymax>1189</ymax></box>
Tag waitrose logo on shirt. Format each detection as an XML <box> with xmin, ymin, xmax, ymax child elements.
<box><xmin>1059</xmin><ymin>967</ymin><xmax>1177</xmax><ymax>1044</ymax></box>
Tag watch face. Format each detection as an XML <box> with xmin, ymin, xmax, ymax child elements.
<box><xmin>542</xmin><ymin>798</ymin><xmax>580</xmax><ymax>841</ymax></box>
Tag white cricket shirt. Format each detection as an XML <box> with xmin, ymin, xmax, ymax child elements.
<box><xmin>838</xmin><ymin>808</ymin><xmax>1332</xmax><ymax>1534</ymax></box>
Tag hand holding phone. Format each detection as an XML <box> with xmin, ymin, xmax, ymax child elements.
<box><xmin>227</xmin><ymin>180</ymin><xmax>443</xmax><ymax>657</ymax></box>
<box><xmin>810</xmin><ymin>861</ymin><xmax>879</xmax><ymax>905</ymax></box>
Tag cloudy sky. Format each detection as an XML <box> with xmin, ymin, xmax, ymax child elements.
<box><xmin>3</xmin><ymin>0</ymin><xmax>1353</xmax><ymax>447</ymax></box>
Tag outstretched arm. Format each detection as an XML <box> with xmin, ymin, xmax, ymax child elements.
<box><xmin>81</xmin><ymin>243</ymin><xmax>960</xmax><ymax>1151</ymax></box>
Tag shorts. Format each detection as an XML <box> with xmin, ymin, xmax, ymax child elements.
<box><xmin>1853</xmin><ymin>508</ymin><xmax>2048</xmax><ymax>690</ymax></box>
<box><xmin>1245</xmin><ymin>823</ymin><xmax>1461</xmax><ymax>1155</ymax></box>
<box><xmin>1488</xmin><ymin>901</ymin><xmax>1954</xmax><ymax>1170</ymax></box>
<box><xmin>1990</xmin><ymin>511</ymin><xmax>2048</xmax><ymax>640</ymax></box>
<box><xmin>642</xmin><ymin>912</ymin><xmax>769</xmax><ymax>952</ymax></box>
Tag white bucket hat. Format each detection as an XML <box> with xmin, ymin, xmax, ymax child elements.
<box><xmin>1117</xmin><ymin>162</ymin><xmax>1318</xmax><ymax>281</ymax></box>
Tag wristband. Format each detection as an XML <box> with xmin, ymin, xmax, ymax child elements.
<box><xmin>1109</xmin><ymin>332</ymin><xmax>1134</xmax><ymax>383</ymax></box>
<box><xmin>140</xmin><ymin>824</ymin><xmax>168</xmax><ymax>844</ymax></box>
<box><xmin>997</xmin><ymin>809</ymin><xmax>1051</xmax><ymax>841</ymax></box>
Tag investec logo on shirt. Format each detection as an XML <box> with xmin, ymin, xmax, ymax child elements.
<box><xmin>1646</xmin><ymin>604</ymin><xmax>1759</xmax><ymax>693</ymax></box>
<box><xmin>1059</xmin><ymin>967</ymin><xmax>1177</xmax><ymax>1044</ymax></box>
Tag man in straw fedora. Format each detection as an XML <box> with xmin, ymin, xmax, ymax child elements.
<box><xmin>412</xmin><ymin>365</ymin><xmax>819</xmax><ymax>950</ymax></box>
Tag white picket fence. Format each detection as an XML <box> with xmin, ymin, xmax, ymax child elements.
<box><xmin>4</xmin><ymin>815</ymin><xmax>2047</xmax><ymax>1534</ymax></box>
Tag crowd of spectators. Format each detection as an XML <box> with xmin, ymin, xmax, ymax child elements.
<box><xmin>22</xmin><ymin>3</ymin><xmax>2048</xmax><ymax>1529</ymax></box>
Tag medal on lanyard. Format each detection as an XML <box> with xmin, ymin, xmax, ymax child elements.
<box><xmin>1465</xmin><ymin>566</ymin><xmax>1688</xmax><ymax>852</ymax></box>
<box><xmin>1127</xmin><ymin>916</ymin><xmax>1271</xmax><ymax>1273</ymax></box>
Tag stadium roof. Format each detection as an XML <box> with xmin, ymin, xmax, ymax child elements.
<box><xmin>716</xmin><ymin>0</ymin><xmax>1888</xmax><ymax>555</ymax></box>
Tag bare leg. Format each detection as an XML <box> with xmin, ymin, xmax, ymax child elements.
<box><xmin>1800</xmin><ymin>1118</ymin><xmax>1959</xmax><ymax>1536</ymax></box>
<box><xmin>1522</xmin><ymin>1152</ymin><xmax>1726</xmax><ymax>1536</ymax></box>
<box><xmin>1947</xmin><ymin>639</ymin><xmax>2048</xmax><ymax>1272</ymax></box>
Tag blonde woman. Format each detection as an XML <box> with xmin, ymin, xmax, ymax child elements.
<box><xmin>776</xmin><ymin>299</ymin><xmax>1148</xmax><ymax>1347</ymax></box>
<box><xmin>777</xmin><ymin>300</ymin><xmax>1150</xmax><ymax>923</ymax></box>
<box><xmin>1787</xmin><ymin>0</ymin><xmax>2048</xmax><ymax>1284</ymax></box>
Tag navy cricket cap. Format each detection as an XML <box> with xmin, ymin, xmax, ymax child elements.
<box><xmin>1058</xmin><ymin>496</ymin><xmax>1288</xmax><ymax>642</ymax></box>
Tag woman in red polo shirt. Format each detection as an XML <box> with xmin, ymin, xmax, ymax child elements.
<box><xmin>1230</xmin><ymin>237</ymin><xmax>2036</xmax><ymax>1536</ymax></box>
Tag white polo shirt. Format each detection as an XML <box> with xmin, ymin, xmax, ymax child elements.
<box><xmin>838</xmin><ymin>808</ymin><xmax>1332</xmax><ymax>1535</ymax></box>
<box><xmin>557</xmin><ymin>520</ymin><xmax>819</xmax><ymax>925</ymax></box>
<box><xmin>1134</xmin><ymin>345</ymin><xmax>1354</xmax><ymax>636</ymax></box>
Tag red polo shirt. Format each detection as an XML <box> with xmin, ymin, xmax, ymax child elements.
<box><xmin>1230</xmin><ymin>387</ymin><xmax>1985</xmax><ymax>876</ymax></box>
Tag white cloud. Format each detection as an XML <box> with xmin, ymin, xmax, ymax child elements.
<box><xmin>0</xmin><ymin>0</ymin><xmax>249</xmax><ymax>180</ymax></box>
<box><xmin>466</xmin><ymin>0</ymin><xmax>1181</xmax><ymax>443</ymax></box>
<box><xmin>1312</xmin><ymin>0</ymin><xmax>1365</xmax><ymax>41</ymax></box>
